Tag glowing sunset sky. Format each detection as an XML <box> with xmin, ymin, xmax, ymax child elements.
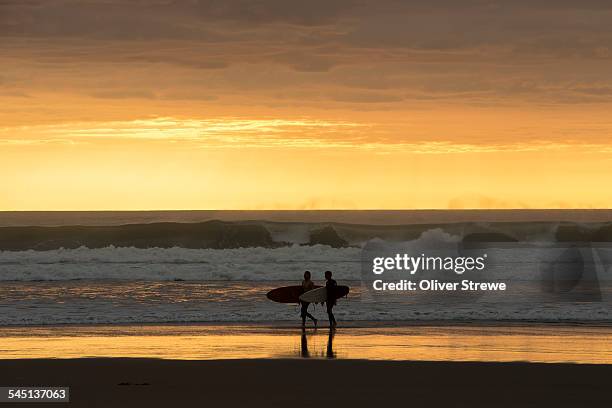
<box><xmin>2</xmin><ymin>0</ymin><xmax>612</xmax><ymax>209</ymax></box>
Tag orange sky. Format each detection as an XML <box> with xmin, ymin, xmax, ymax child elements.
<box><xmin>2</xmin><ymin>1</ymin><xmax>612</xmax><ymax>210</ymax></box>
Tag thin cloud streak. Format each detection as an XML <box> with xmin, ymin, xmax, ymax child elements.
<box><xmin>2</xmin><ymin>117</ymin><xmax>612</xmax><ymax>154</ymax></box>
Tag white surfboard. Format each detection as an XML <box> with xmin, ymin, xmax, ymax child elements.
<box><xmin>299</xmin><ymin>286</ymin><xmax>327</xmax><ymax>303</ymax></box>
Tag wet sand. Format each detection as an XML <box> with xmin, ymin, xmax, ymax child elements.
<box><xmin>1</xmin><ymin>324</ymin><xmax>611</xmax><ymax>406</ymax></box>
<box><xmin>1</xmin><ymin>323</ymin><xmax>611</xmax><ymax>363</ymax></box>
<box><xmin>1</xmin><ymin>358</ymin><xmax>610</xmax><ymax>407</ymax></box>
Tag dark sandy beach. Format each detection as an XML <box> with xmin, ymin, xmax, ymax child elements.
<box><xmin>1</xmin><ymin>358</ymin><xmax>610</xmax><ymax>407</ymax></box>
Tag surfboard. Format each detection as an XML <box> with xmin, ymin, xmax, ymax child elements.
<box><xmin>299</xmin><ymin>285</ymin><xmax>350</xmax><ymax>303</ymax></box>
<box><xmin>266</xmin><ymin>285</ymin><xmax>321</xmax><ymax>303</ymax></box>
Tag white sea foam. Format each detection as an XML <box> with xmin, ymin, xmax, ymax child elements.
<box><xmin>2</xmin><ymin>227</ymin><xmax>611</xmax><ymax>282</ymax></box>
<box><xmin>0</xmin><ymin>245</ymin><xmax>362</xmax><ymax>281</ymax></box>
<box><xmin>0</xmin><ymin>228</ymin><xmax>470</xmax><ymax>281</ymax></box>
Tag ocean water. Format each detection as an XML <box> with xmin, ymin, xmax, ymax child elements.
<box><xmin>1</xmin><ymin>279</ymin><xmax>611</xmax><ymax>326</ymax></box>
<box><xmin>0</xmin><ymin>210</ymin><xmax>611</xmax><ymax>326</ymax></box>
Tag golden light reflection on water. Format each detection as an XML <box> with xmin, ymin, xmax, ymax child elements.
<box><xmin>0</xmin><ymin>325</ymin><xmax>610</xmax><ymax>364</ymax></box>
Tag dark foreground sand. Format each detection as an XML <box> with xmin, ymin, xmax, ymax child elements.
<box><xmin>0</xmin><ymin>359</ymin><xmax>610</xmax><ymax>407</ymax></box>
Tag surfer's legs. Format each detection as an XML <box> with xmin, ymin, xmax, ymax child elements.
<box><xmin>326</xmin><ymin>303</ymin><xmax>337</xmax><ymax>327</ymax></box>
<box><xmin>300</xmin><ymin>302</ymin><xmax>317</xmax><ymax>326</ymax></box>
<box><xmin>305</xmin><ymin>311</ymin><xmax>317</xmax><ymax>324</ymax></box>
<box><xmin>300</xmin><ymin>302</ymin><xmax>307</xmax><ymax>325</ymax></box>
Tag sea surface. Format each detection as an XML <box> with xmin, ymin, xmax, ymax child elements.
<box><xmin>1</xmin><ymin>210</ymin><xmax>611</xmax><ymax>326</ymax></box>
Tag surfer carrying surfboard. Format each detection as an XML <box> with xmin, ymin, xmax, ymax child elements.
<box><xmin>325</xmin><ymin>270</ymin><xmax>338</xmax><ymax>328</ymax></box>
<box><xmin>300</xmin><ymin>271</ymin><xmax>318</xmax><ymax>327</ymax></box>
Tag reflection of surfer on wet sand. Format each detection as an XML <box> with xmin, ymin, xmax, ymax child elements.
<box><xmin>298</xmin><ymin>328</ymin><xmax>335</xmax><ymax>359</ymax></box>
<box><xmin>327</xmin><ymin>328</ymin><xmax>336</xmax><ymax>359</ymax></box>
<box><xmin>301</xmin><ymin>329</ymin><xmax>310</xmax><ymax>358</ymax></box>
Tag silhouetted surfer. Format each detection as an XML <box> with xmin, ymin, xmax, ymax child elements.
<box><xmin>300</xmin><ymin>271</ymin><xmax>317</xmax><ymax>327</ymax></box>
<box><xmin>325</xmin><ymin>270</ymin><xmax>337</xmax><ymax>328</ymax></box>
